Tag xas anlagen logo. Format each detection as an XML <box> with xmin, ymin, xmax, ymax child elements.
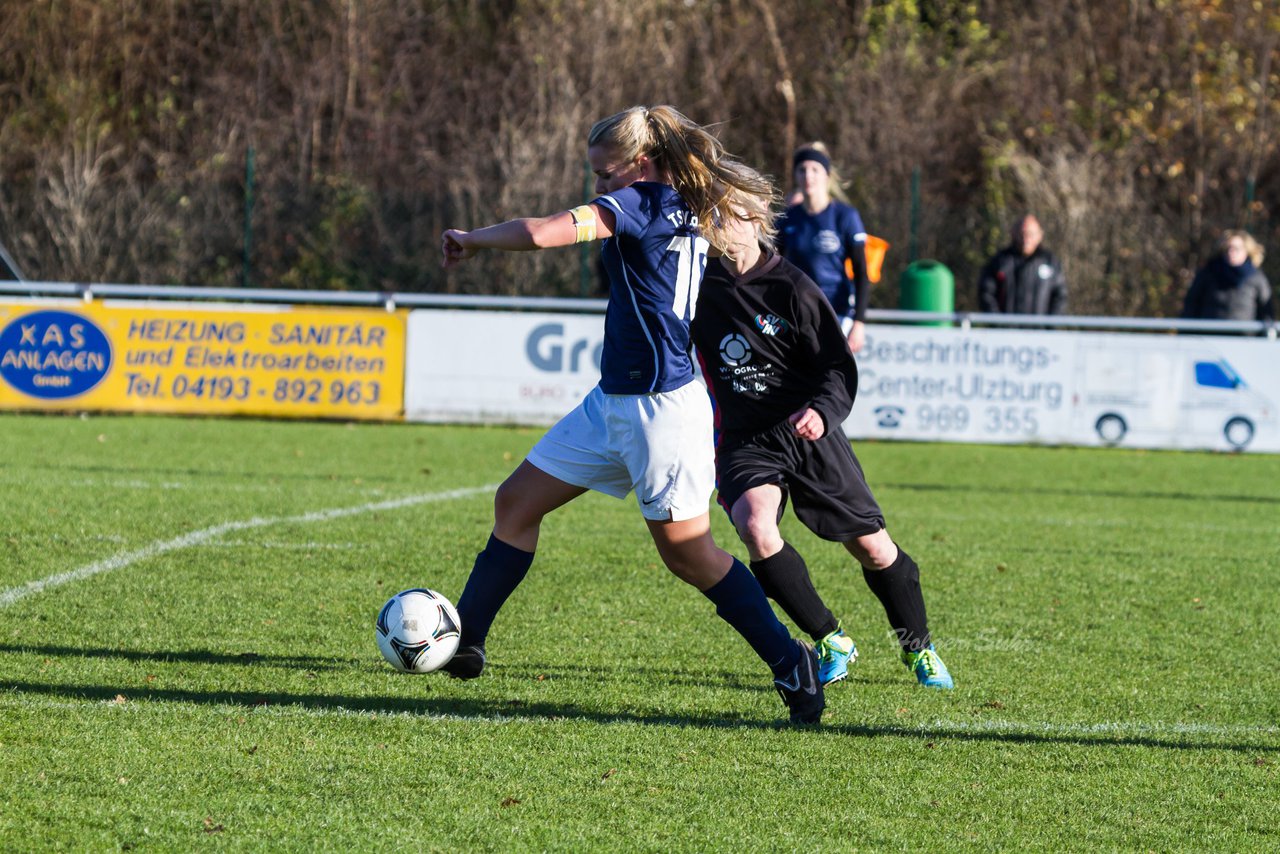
<box><xmin>0</xmin><ymin>310</ymin><xmax>112</xmax><ymax>399</ymax></box>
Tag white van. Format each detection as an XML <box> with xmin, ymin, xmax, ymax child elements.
<box><xmin>1073</xmin><ymin>346</ymin><xmax>1274</xmax><ymax>450</ymax></box>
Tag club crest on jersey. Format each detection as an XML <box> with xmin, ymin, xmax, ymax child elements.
<box><xmin>754</xmin><ymin>313</ymin><xmax>788</xmax><ymax>336</ymax></box>
<box><xmin>814</xmin><ymin>229</ymin><xmax>841</xmax><ymax>253</ymax></box>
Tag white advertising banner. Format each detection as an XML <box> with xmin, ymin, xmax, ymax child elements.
<box><xmin>404</xmin><ymin>309</ymin><xmax>1279</xmax><ymax>454</ymax></box>
<box><xmin>405</xmin><ymin>309</ymin><xmax>604</xmax><ymax>424</ymax></box>
<box><xmin>846</xmin><ymin>326</ymin><xmax>1279</xmax><ymax>453</ymax></box>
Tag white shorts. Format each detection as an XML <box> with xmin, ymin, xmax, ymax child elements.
<box><xmin>526</xmin><ymin>380</ymin><xmax>715</xmax><ymax>521</ymax></box>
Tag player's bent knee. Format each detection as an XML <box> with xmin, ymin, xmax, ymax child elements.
<box><xmin>660</xmin><ymin>553</ymin><xmax>726</xmax><ymax>590</ymax></box>
<box><xmin>846</xmin><ymin>529</ymin><xmax>897</xmax><ymax>570</ymax></box>
<box><xmin>492</xmin><ymin>480</ymin><xmax>548</xmax><ymax>538</ymax></box>
<box><xmin>735</xmin><ymin>515</ymin><xmax>783</xmax><ymax>557</ymax></box>
<box><xmin>492</xmin><ymin>479</ymin><xmax>525</xmax><ymax>522</ymax></box>
<box><xmin>657</xmin><ymin>544</ymin><xmax>733</xmax><ymax>591</ymax></box>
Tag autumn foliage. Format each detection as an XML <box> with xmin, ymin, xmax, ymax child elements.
<box><xmin>0</xmin><ymin>0</ymin><xmax>1276</xmax><ymax>315</ymax></box>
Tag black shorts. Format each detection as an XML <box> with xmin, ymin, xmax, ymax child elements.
<box><xmin>715</xmin><ymin>421</ymin><xmax>885</xmax><ymax>542</ymax></box>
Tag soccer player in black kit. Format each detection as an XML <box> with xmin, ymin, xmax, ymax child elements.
<box><xmin>692</xmin><ymin>190</ymin><xmax>954</xmax><ymax>689</ymax></box>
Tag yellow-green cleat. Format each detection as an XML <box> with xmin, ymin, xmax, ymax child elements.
<box><xmin>901</xmin><ymin>644</ymin><xmax>953</xmax><ymax>689</ymax></box>
<box><xmin>815</xmin><ymin>627</ymin><xmax>857</xmax><ymax>685</ymax></box>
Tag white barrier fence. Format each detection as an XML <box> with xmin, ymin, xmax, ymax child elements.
<box><xmin>405</xmin><ymin>308</ymin><xmax>1279</xmax><ymax>454</ymax></box>
<box><xmin>3</xmin><ymin>282</ymin><xmax>1276</xmax><ymax>453</ymax></box>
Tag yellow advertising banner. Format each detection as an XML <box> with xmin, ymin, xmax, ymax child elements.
<box><xmin>0</xmin><ymin>300</ymin><xmax>406</xmax><ymax>420</ymax></box>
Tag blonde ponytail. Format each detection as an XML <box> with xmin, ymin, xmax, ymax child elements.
<box><xmin>588</xmin><ymin>105</ymin><xmax>778</xmax><ymax>252</ymax></box>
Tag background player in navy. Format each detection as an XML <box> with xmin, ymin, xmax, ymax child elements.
<box><xmin>777</xmin><ymin>143</ymin><xmax>871</xmax><ymax>353</ymax></box>
<box><xmin>440</xmin><ymin>106</ymin><xmax>824</xmax><ymax>723</ymax></box>
<box><xmin>691</xmin><ymin>188</ymin><xmax>954</xmax><ymax>689</ymax></box>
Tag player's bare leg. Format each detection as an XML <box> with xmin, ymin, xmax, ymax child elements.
<box><xmin>645</xmin><ymin>513</ymin><xmax>733</xmax><ymax>590</ymax></box>
<box><xmin>492</xmin><ymin>461</ymin><xmax>588</xmax><ymax>552</ymax></box>
<box><xmin>841</xmin><ymin>527</ymin><xmax>897</xmax><ymax>569</ymax></box>
<box><xmin>444</xmin><ymin>462</ymin><xmax>586</xmax><ymax>679</ymax></box>
<box><xmin>729</xmin><ymin>484</ymin><xmax>786</xmax><ymax>561</ymax></box>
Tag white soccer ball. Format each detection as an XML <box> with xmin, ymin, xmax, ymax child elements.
<box><xmin>375</xmin><ymin>588</ymin><xmax>462</xmax><ymax>673</ymax></box>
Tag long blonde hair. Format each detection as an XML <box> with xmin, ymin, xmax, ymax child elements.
<box><xmin>1218</xmin><ymin>229</ymin><xmax>1265</xmax><ymax>266</ymax></box>
<box><xmin>588</xmin><ymin>105</ymin><xmax>776</xmax><ymax>252</ymax></box>
<box><xmin>723</xmin><ymin>184</ymin><xmax>781</xmax><ymax>252</ymax></box>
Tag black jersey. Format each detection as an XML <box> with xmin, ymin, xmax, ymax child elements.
<box><xmin>691</xmin><ymin>251</ymin><xmax>857</xmax><ymax>436</ymax></box>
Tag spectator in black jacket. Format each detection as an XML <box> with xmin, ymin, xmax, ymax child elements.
<box><xmin>1181</xmin><ymin>230</ymin><xmax>1274</xmax><ymax>322</ymax></box>
<box><xmin>978</xmin><ymin>214</ymin><xmax>1068</xmax><ymax>315</ymax></box>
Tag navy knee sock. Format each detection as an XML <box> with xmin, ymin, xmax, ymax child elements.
<box><xmin>454</xmin><ymin>533</ymin><xmax>535</xmax><ymax>648</ymax></box>
<box><xmin>703</xmin><ymin>559</ymin><xmax>801</xmax><ymax>678</ymax></box>
<box><xmin>862</xmin><ymin>547</ymin><xmax>931</xmax><ymax>652</ymax></box>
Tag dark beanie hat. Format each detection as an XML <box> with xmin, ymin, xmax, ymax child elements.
<box><xmin>792</xmin><ymin>147</ymin><xmax>831</xmax><ymax>173</ymax></box>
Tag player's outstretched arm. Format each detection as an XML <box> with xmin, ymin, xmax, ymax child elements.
<box><xmin>441</xmin><ymin>205</ymin><xmax>616</xmax><ymax>269</ymax></box>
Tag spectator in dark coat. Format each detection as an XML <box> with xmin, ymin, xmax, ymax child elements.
<box><xmin>1181</xmin><ymin>230</ymin><xmax>1274</xmax><ymax>322</ymax></box>
<box><xmin>978</xmin><ymin>215</ymin><xmax>1068</xmax><ymax>315</ymax></box>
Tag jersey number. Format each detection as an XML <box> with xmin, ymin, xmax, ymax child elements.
<box><xmin>667</xmin><ymin>235</ymin><xmax>709</xmax><ymax>319</ymax></box>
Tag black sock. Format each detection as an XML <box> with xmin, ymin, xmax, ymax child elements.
<box><xmin>862</xmin><ymin>547</ymin><xmax>931</xmax><ymax>652</ymax></box>
<box><xmin>454</xmin><ymin>533</ymin><xmax>535</xmax><ymax>648</ymax></box>
<box><xmin>750</xmin><ymin>542</ymin><xmax>839</xmax><ymax>640</ymax></box>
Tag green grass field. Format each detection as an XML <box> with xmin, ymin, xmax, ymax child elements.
<box><xmin>1</xmin><ymin>413</ymin><xmax>1277</xmax><ymax>851</ymax></box>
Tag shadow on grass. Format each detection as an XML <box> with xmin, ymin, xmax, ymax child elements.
<box><xmin>4</xmin><ymin>678</ymin><xmax>1276</xmax><ymax>755</ymax></box>
<box><xmin>0</xmin><ymin>643</ymin><xmax>359</xmax><ymax>670</ymax></box>
<box><xmin>500</xmin><ymin>661</ymin><xmax>906</xmax><ymax>689</ymax></box>
<box><xmin>0</xmin><ymin>644</ymin><xmax>905</xmax><ymax>690</ymax></box>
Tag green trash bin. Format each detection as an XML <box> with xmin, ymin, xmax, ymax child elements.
<box><xmin>898</xmin><ymin>259</ymin><xmax>954</xmax><ymax>326</ymax></box>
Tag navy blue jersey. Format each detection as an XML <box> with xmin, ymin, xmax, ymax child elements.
<box><xmin>595</xmin><ymin>182</ymin><xmax>709</xmax><ymax>394</ymax></box>
<box><xmin>777</xmin><ymin>202</ymin><xmax>867</xmax><ymax>319</ymax></box>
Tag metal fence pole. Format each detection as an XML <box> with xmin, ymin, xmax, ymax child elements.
<box><xmin>909</xmin><ymin>166</ymin><xmax>920</xmax><ymax>263</ymax></box>
<box><xmin>242</xmin><ymin>145</ymin><xmax>255</xmax><ymax>289</ymax></box>
<box><xmin>579</xmin><ymin>158</ymin><xmax>591</xmax><ymax>298</ymax></box>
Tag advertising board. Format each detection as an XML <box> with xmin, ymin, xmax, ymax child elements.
<box><xmin>0</xmin><ymin>300</ymin><xmax>406</xmax><ymax>420</ymax></box>
<box><xmin>405</xmin><ymin>310</ymin><xmax>1279</xmax><ymax>453</ymax></box>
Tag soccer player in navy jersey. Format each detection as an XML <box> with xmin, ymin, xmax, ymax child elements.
<box><xmin>690</xmin><ymin>189</ymin><xmax>954</xmax><ymax>690</ymax></box>
<box><xmin>777</xmin><ymin>144</ymin><xmax>871</xmax><ymax>353</ymax></box>
<box><xmin>439</xmin><ymin>106</ymin><xmax>823</xmax><ymax>723</ymax></box>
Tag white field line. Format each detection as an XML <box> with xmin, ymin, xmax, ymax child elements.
<box><xmin>0</xmin><ymin>485</ymin><xmax>497</xmax><ymax>609</ymax></box>
<box><xmin>3</xmin><ymin>695</ymin><xmax>1278</xmax><ymax>741</ymax></box>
